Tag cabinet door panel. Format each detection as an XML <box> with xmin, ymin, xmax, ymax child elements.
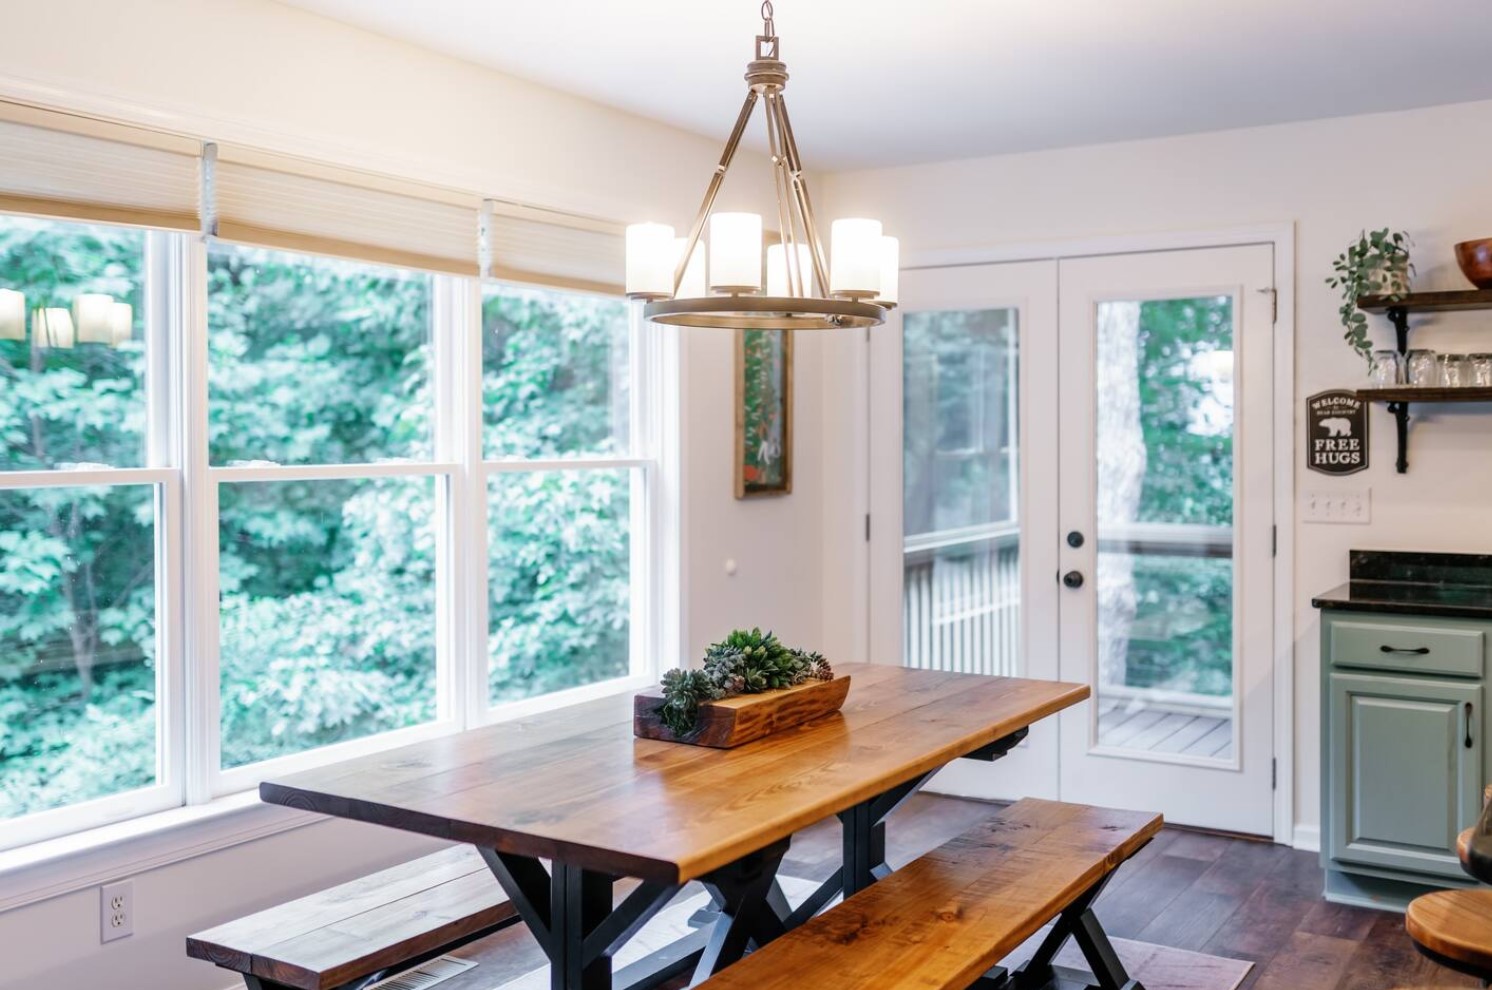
<box><xmin>1328</xmin><ymin>672</ymin><xmax>1481</xmax><ymax>879</ymax></box>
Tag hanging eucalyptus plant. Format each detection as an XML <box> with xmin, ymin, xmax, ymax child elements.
<box><xmin>1325</xmin><ymin>228</ymin><xmax>1413</xmax><ymax>363</ymax></box>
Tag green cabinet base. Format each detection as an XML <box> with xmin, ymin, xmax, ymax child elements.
<box><xmin>1324</xmin><ymin>865</ymin><xmax>1474</xmax><ymax>913</ymax></box>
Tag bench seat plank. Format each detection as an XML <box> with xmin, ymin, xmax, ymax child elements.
<box><xmin>187</xmin><ymin>845</ymin><xmax>516</xmax><ymax>990</ymax></box>
<box><xmin>699</xmin><ymin>799</ymin><xmax>1161</xmax><ymax>990</ymax></box>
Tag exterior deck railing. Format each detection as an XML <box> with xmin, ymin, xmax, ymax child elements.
<box><xmin>902</xmin><ymin>519</ymin><xmax>1234</xmax><ymax>712</ymax></box>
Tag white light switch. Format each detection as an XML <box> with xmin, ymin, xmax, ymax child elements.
<box><xmin>1302</xmin><ymin>489</ymin><xmax>1371</xmax><ymax>524</ymax></box>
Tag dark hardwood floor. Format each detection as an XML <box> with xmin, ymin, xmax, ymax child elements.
<box><xmin>439</xmin><ymin>793</ymin><xmax>1475</xmax><ymax>988</ymax></box>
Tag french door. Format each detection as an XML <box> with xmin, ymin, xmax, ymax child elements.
<box><xmin>875</xmin><ymin>244</ymin><xmax>1277</xmax><ymax>836</ymax></box>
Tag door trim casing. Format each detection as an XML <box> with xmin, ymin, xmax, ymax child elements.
<box><xmin>879</xmin><ymin>223</ymin><xmax>1296</xmax><ymax>846</ymax></box>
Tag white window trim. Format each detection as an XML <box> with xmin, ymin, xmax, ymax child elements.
<box><xmin>0</xmin><ymin>228</ymin><xmax>679</xmax><ymax>878</ymax></box>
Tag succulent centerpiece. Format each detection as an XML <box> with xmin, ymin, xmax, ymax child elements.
<box><xmin>635</xmin><ymin>628</ymin><xmax>847</xmax><ymax>748</ymax></box>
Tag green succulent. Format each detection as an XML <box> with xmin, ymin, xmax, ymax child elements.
<box><xmin>658</xmin><ymin>628</ymin><xmax>834</xmax><ymax>736</ymax></box>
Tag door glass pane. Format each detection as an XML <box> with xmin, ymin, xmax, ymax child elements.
<box><xmin>0</xmin><ymin>485</ymin><xmax>157</xmax><ymax>820</ymax></box>
<box><xmin>218</xmin><ymin>477</ymin><xmax>438</xmax><ymax>769</ymax></box>
<box><xmin>1094</xmin><ymin>296</ymin><xmax>1235</xmax><ymax>759</ymax></box>
<box><xmin>902</xmin><ymin>308</ymin><xmax>1020</xmax><ymax>674</ymax></box>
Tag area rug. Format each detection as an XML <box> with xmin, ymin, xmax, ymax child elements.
<box><xmin>490</xmin><ymin>876</ymin><xmax>1253</xmax><ymax>990</ymax></box>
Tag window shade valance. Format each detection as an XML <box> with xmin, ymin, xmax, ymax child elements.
<box><xmin>483</xmin><ymin>200</ymin><xmax>624</xmax><ymax>296</ymax></box>
<box><xmin>207</xmin><ymin>144</ymin><xmax>482</xmax><ymax>276</ymax></box>
<box><xmin>0</xmin><ymin>102</ymin><xmax>201</xmax><ymax>230</ymax></box>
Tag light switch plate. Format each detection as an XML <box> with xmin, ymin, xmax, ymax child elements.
<box><xmin>1302</xmin><ymin>489</ymin><xmax>1371</xmax><ymax>524</ymax></box>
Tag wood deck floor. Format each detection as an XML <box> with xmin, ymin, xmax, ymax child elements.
<box><xmin>1097</xmin><ymin>699</ymin><xmax>1235</xmax><ymax>760</ymax></box>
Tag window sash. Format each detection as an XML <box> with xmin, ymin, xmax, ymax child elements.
<box><xmin>1</xmin><ymin>228</ymin><xmax>666</xmax><ymax>850</ymax></box>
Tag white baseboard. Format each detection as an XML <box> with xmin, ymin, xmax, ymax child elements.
<box><xmin>1292</xmin><ymin>824</ymin><xmax>1320</xmax><ymax>852</ymax></box>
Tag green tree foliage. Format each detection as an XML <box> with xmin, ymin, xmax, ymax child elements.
<box><xmin>0</xmin><ymin>221</ymin><xmax>632</xmax><ymax>819</ymax></box>
<box><xmin>1118</xmin><ymin>298</ymin><xmax>1234</xmax><ymax>696</ymax></box>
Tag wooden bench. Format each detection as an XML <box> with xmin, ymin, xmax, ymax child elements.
<box><xmin>187</xmin><ymin>845</ymin><xmax>519</xmax><ymax>990</ymax></box>
<box><xmin>698</xmin><ymin>798</ymin><xmax>1161</xmax><ymax>990</ymax></box>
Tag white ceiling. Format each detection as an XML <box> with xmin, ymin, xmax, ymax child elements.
<box><xmin>277</xmin><ymin>0</ymin><xmax>1492</xmax><ymax>170</ymax></box>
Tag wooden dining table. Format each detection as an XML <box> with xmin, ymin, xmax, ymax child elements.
<box><xmin>260</xmin><ymin>663</ymin><xmax>1088</xmax><ymax>990</ymax></box>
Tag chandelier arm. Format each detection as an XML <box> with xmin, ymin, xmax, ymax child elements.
<box><xmin>769</xmin><ymin>94</ymin><xmax>830</xmax><ymax>296</ymax></box>
<box><xmin>762</xmin><ymin>92</ymin><xmax>805</xmax><ymax>298</ymax></box>
<box><xmin>672</xmin><ymin>90</ymin><xmax>761</xmax><ymax>294</ymax></box>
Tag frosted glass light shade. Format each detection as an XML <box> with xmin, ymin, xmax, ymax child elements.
<box><xmin>874</xmin><ymin>236</ymin><xmax>900</xmax><ymax>306</ymax></box>
<box><xmin>625</xmin><ymin>222</ymin><xmax>676</xmax><ymax>299</ymax></box>
<box><xmin>109</xmin><ymin>302</ymin><xmax>133</xmax><ymax>346</ymax></box>
<box><xmin>0</xmin><ymin>289</ymin><xmax>23</xmax><ymax>340</ymax></box>
<box><xmin>674</xmin><ymin>237</ymin><xmax>707</xmax><ymax>299</ymax></box>
<box><xmin>830</xmin><ymin>218</ymin><xmax>883</xmax><ymax>297</ymax></box>
<box><xmin>767</xmin><ymin>243</ymin><xmax>813</xmax><ymax>297</ymax></box>
<box><xmin>74</xmin><ymin>293</ymin><xmax>115</xmax><ymax>344</ymax></box>
<box><xmin>709</xmin><ymin>212</ymin><xmax>762</xmax><ymax>292</ymax></box>
<box><xmin>35</xmin><ymin>307</ymin><xmax>75</xmax><ymax>349</ymax></box>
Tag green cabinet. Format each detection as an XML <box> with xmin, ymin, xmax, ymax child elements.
<box><xmin>1327</xmin><ymin>671</ymin><xmax>1481</xmax><ymax>879</ymax></box>
<box><xmin>1320</xmin><ymin>610</ymin><xmax>1489</xmax><ymax>906</ymax></box>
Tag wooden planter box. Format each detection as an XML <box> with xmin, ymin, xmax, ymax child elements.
<box><xmin>634</xmin><ymin>676</ymin><xmax>851</xmax><ymax>748</ymax></box>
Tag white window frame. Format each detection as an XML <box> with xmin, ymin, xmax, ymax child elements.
<box><xmin>0</xmin><ymin>226</ymin><xmax>674</xmax><ymax>852</ymax></box>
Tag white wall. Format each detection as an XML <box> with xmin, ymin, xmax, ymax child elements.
<box><xmin>0</xmin><ymin>1</ymin><xmax>831</xmax><ymax>987</ymax></box>
<box><xmin>821</xmin><ymin>97</ymin><xmax>1492</xmax><ymax>844</ymax></box>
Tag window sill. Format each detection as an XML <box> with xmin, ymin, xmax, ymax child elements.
<box><xmin>0</xmin><ymin>675</ymin><xmax>654</xmax><ymax>916</ymax></box>
<box><xmin>0</xmin><ymin>790</ymin><xmax>323</xmax><ymax>915</ymax></box>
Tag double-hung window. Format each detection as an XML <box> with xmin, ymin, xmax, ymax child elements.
<box><xmin>0</xmin><ymin>110</ymin><xmax>664</xmax><ymax>854</ymax></box>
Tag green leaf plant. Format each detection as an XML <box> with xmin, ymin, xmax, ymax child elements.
<box><xmin>658</xmin><ymin>628</ymin><xmax>833</xmax><ymax>736</ymax></box>
<box><xmin>1325</xmin><ymin>228</ymin><xmax>1413</xmax><ymax>364</ymax></box>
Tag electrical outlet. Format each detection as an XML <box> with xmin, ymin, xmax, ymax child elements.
<box><xmin>1302</xmin><ymin>489</ymin><xmax>1371</xmax><ymax>524</ymax></box>
<box><xmin>100</xmin><ymin>880</ymin><xmax>133</xmax><ymax>943</ymax></box>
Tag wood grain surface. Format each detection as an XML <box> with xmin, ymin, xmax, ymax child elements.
<box><xmin>695</xmin><ymin>798</ymin><xmax>1161</xmax><ymax>990</ymax></box>
<box><xmin>1406</xmin><ymin>889</ymin><xmax>1492</xmax><ymax>978</ymax></box>
<box><xmin>260</xmin><ymin>665</ymin><xmax>1088</xmax><ymax>883</ymax></box>
<box><xmin>186</xmin><ymin>845</ymin><xmax>515</xmax><ymax>990</ymax></box>
<box><xmin>632</xmin><ymin>675</ymin><xmax>851</xmax><ymax>747</ymax></box>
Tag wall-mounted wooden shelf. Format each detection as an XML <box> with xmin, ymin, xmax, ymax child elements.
<box><xmin>1359</xmin><ymin>290</ymin><xmax>1492</xmax><ymax>315</ymax></box>
<box><xmin>1358</xmin><ymin>387</ymin><xmax>1492</xmax><ymax>403</ymax></box>
<box><xmin>1354</xmin><ymin>293</ymin><xmax>1492</xmax><ymax>474</ymax></box>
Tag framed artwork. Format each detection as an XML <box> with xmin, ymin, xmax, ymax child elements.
<box><xmin>735</xmin><ymin>328</ymin><xmax>794</xmax><ymax>498</ymax></box>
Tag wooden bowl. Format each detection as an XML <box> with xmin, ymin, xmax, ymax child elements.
<box><xmin>1455</xmin><ymin>239</ymin><xmax>1492</xmax><ymax>289</ymax></box>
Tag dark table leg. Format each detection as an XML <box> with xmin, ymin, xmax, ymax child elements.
<box><xmin>479</xmin><ymin>839</ymin><xmax>793</xmax><ymax>990</ymax></box>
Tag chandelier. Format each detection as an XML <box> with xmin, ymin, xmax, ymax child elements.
<box><xmin>624</xmin><ymin>2</ymin><xmax>897</xmax><ymax>330</ymax></box>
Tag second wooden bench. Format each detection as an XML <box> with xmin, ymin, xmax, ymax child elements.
<box><xmin>700</xmin><ymin>798</ymin><xmax>1161</xmax><ymax>990</ymax></box>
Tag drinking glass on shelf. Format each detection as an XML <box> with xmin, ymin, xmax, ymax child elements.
<box><xmin>1470</xmin><ymin>353</ymin><xmax>1492</xmax><ymax>388</ymax></box>
<box><xmin>1406</xmin><ymin>348</ymin><xmax>1439</xmax><ymax>386</ymax></box>
<box><xmin>1439</xmin><ymin>353</ymin><xmax>1469</xmax><ymax>388</ymax></box>
<box><xmin>1368</xmin><ymin>350</ymin><xmax>1402</xmax><ymax>387</ymax></box>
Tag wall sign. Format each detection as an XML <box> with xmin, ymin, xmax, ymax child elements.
<box><xmin>1307</xmin><ymin>389</ymin><xmax>1369</xmax><ymax>475</ymax></box>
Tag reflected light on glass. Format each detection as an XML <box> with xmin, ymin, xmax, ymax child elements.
<box><xmin>0</xmin><ymin>288</ymin><xmax>23</xmax><ymax>340</ymax></box>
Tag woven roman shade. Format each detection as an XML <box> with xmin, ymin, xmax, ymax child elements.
<box><xmin>208</xmin><ymin>145</ymin><xmax>481</xmax><ymax>276</ymax></box>
<box><xmin>0</xmin><ymin>102</ymin><xmax>201</xmax><ymax>230</ymax></box>
<box><xmin>483</xmin><ymin>200</ymin><xmax>624</xmax><ymax>295</ymax></box>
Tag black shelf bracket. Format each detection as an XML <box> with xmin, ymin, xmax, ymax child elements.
<box><xmin>1386</xmin><ymin>400</ymin><xmax>1410</xmax><ymax>474</ymax></box>
<box><xmin>1387</xmin><ymin>305</ymin><xmax>1410</xmax><ymax>356</ymax></box>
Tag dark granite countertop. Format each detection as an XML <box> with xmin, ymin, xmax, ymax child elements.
<box><xmin>1312</xmin><ymin>551</ymin><xmax>1492</xmax><ymax>619</ymax></box>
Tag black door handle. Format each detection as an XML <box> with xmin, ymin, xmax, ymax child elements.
<box><xmin>1380</xmin><ymin>645</ymin><xmax>1430</xmax><ymax>655</ymax></box>
<box><xmin>1467</xmin><ymin>702</ymin><xmax>1475</xmax><ymax>750</ymax></box>
<box><xmin>1062</xmin><ymin>570</ymin><xmax>1084</xmax><ymax>589</ymax></box>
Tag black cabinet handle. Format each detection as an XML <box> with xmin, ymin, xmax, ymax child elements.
<box><xmin>1380</xmin><ymin>645</ymin><xmax>1430</xmax><ymax>655</ymax></box>
<box><xmin>1468</xmin><ymin>702</ymin><xmax>1475</xmax><ymax>750</ymax></box>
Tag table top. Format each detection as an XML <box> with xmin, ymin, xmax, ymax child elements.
<box><xmin>260</xmin><ymin>664</ymin><xmax>1088</xmax><ymax>883</ymax></box>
